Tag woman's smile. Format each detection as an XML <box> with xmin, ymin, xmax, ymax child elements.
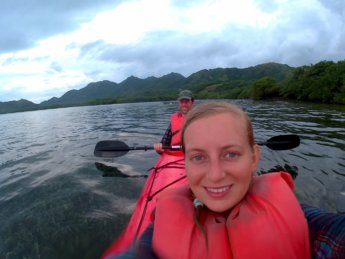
<box><xmin>205</xmin><ymin>185</ymin><xmax>232</xmax><ymax>197</ymax></box>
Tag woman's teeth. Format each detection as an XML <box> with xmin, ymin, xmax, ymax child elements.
<box><xmin>206</xmin><ymin>186</ymin><xmax>230</xmax><ymax>193</ymax></box>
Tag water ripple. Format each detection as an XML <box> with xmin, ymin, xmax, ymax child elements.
<box><xmin>0</xmin><ymin>100</ymin><xmax>344</xmax><ymax>258</ymax></box>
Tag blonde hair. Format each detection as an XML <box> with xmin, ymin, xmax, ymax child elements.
<box><xmin>181</xmin><ymin>101</ymin><xmax>255</xmax><ymax>150</ymax></box>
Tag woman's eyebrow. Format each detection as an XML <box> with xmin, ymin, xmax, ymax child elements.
<box><xmin>185</xmin><ymin>147</ymin><xmax>204</xmax><ymax>153</ymax></box>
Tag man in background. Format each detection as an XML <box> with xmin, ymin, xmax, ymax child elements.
<box><xmin>153</xmin><ymin>90</ymin><xmax>194</xmax><ymax>153</ymax></box>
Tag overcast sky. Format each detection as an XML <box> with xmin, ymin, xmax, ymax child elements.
<box><xmin>1</xmin><ymin>0</ymin><xmax>344</xmax><ymax>103</ymax></box>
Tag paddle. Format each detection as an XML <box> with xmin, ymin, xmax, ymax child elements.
<box><xmin>94</xmin><ymin>134</ymin><xmax>300</xmax><ymax>158</ymax></box>
<box><xmin>256</xmin><ymin>134</ymin><xmax>300</xmax><ymax>151</ymax></box>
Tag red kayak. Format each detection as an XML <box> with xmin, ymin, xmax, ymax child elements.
<box><xmin>102</xmin><ymin>151</ymin><xmax>187</xmax><ymax>258</ymax></box>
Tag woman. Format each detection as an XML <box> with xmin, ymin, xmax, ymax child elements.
<box><xmin>115</xmin><ymin>101</ymin><xmax>310</xmax><ymax>259</ymax></box>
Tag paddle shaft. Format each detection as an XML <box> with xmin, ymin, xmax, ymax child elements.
<box><xmin>97</xmin><ymin>141</ymin><xmax>290</xmax><ymax>151</ymax></box>
<box><xmin>96</xmin><ymin>145</ymin><xmax>181</xmax><ymax>152</ymax></box>
<box><xmin>94</xmin><ymin>134</ymin><xmax>300</xmax><ymax>157</ymax></box>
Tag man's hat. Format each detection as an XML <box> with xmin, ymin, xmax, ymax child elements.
<box><xmin>178</xmin><ymin>90</ymin><xmax>193</xmax><ymax>100</ymax></box>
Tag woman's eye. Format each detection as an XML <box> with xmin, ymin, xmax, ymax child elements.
<box><xmin>225</xmin><ymin>152</ymin><xmax>238</xmax><ymax>159</ymax></box>
<box><xmin>191</xmin><ymin>154</ymin><xmax>204</xmax><ymax>162</ymax></box>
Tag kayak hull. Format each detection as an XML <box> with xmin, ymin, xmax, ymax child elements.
<box><xmin>102</xmin><ymin>151</ymin><xmax>187</xmax><ymax>257</ymax></box>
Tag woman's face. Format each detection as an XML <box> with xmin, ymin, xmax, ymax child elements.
<box><xmin>184</xmin><ymin>112</ymin><xmax>260</xmax><ymax>213</ymax></box>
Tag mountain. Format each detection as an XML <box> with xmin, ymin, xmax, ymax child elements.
<box><xmin>40</xmin><ymin>80</ymin><xmax>119</xmax><ymax>107</ymax></box>
<box><xmin>0</xmin><ymin>99</ymin><xmax>39</xmax><ymax>114</ymax></box>
<box><xmin>1</xmin><ymin>63</ymin><xmax>294</xmax><ymax>114</ymax></box>
<box><xmin>186</xmin><ymin>63</ymin><xmax>292</xmax><ymax>83</ymax></box>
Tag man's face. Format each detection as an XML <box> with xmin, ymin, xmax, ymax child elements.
<box><xmin>179</xmin><ymin>99</ymin><xmax>193</xmax><ymax>115</ymax></box>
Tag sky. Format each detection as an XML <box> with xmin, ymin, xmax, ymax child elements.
<box><xmin>1</xmin><ymin>0</ymin><xmax>345</xmax><ymax>104</ymax></box>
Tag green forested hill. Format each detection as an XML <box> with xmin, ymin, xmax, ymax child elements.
<box><xmin>280</xmin><ymin>61</ymin><xmax>345</xmax><ymax>104</ymax></box>
<box><xmin>0</xmin><ymin>99</ymin><xmax>39</xmax><ymax>114</ymax></box>
<box><xmin>1</xmin><ymin>61</ymin><xmax>344</xmax><ymax>114</ymax></box>
<box><xmin>40</xmin><ymin>80</ymin><xmax>119</xmax><ymax>107</ymax></box>
<box><xmin>36</xmin><ymin>62</ymin><xmax>293</xmax><ymax>109</ymax></box>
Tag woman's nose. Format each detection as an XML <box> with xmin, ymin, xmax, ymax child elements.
<box><xmin>207</xmin><ymin>158</ymin><xmax>226</xmax><ymax>182</ymax></box>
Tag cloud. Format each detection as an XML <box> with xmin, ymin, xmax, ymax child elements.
<box><xmin>77</xmin><ymin>0</ymin><xmax>345</xmax><ymax>77</ymax></box>
<box><xmin>49</xmin><ymin>62</ymin><xmax>63</xmax><ymax>73</ymax></box>
<box><xmin>0</xmin><ymin>0</ymin><xmax>121</xmax><ymax>53</ymax></box>
<box><xmin>1</xmin><ymin>0</ymin><xmax>345</xmax><ymax>103</ymax></box>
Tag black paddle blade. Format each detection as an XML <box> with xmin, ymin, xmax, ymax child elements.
<box><xmin>260</xmin><ymin>134</ymin><xmax>300</xmax><ymax>150</ymax></box>
<box><xmin>94</xmin><ymin>140</ymin><xmax>130</xmax><ymax>157</ymax></box>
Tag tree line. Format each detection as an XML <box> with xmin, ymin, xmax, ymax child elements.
<box><xmin>231</xmin><ymin>60</ymin><xmax>345</xmax><ymax>104</ymax></box>
<box><xmin>2</xmin><ymin>61</ymin><xmax>344</xmax><ymax>114</ymax></box>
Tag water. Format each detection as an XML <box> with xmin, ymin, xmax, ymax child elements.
<box><xmin>0</xmin><ymin>100</ymin><xmax>344</xmax><ymax>259</ymax></box>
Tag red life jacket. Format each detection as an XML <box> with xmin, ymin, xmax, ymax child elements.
<box><xmin>170</xmin><ymin>112</ymin><xmax>184</xmax><ymax>145</ymax></box>
<box><xmin>152</xmin><ymin>172</ymin><xmax>311</xmax><ymax>259</ymax></box>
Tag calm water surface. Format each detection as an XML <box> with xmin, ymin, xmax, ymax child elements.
<box><xmin>0</xmin><ymin>100</ymin><xmax>344</xmax><ymax>259</ymax></box>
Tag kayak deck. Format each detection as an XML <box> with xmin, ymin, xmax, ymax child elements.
<box><xmin>102</xmin><ymin>151</ymin><xmax>187</xmax><ymax>257</ymax></box>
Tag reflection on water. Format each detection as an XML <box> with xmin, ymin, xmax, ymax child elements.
<box><xmin>0</xmin><ymin>100</ymin><xmax>344</xmax><ymax>258</ymax></box>
<box><xmin>94</xmin><ymin>162</ymin><xmax>148</xmax><ymax>177</ymax></box>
